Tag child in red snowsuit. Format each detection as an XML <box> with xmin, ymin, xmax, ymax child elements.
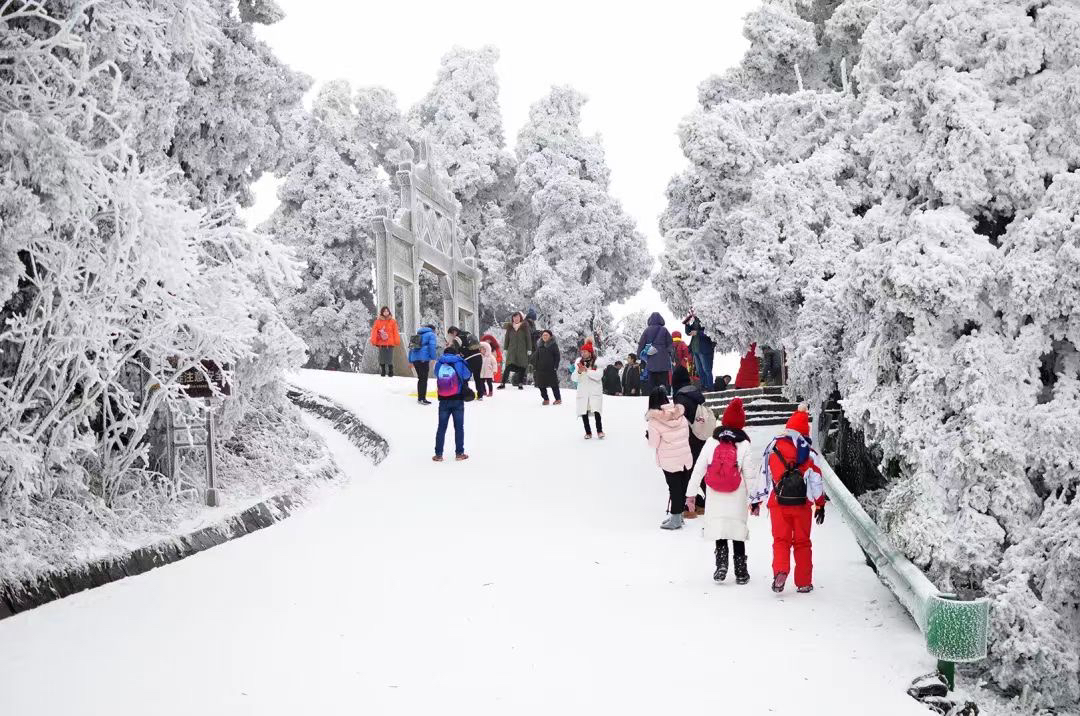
<box><xmin>751</xmin><ymin>407</ymin><xmax>826</xmax><ymax>593</ymax></box>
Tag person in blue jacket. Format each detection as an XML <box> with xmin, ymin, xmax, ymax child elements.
<box><xmin>432</xmin><ymin>344</ymin><xmax>472</xmax><ymax>462</ymax></box>
<box><xmin>408</xmin><ymin>324</ymin><xmax>438</xmax><ymax>405</ymax></box>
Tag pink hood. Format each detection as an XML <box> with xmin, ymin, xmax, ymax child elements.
<box><xmin>646</xmin><ymin>404</ymin><xmax>692</xmax><ymax>472</ymax></box>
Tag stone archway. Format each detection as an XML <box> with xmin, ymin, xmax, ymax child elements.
<box><xmin>370</xmin><ymin>139</ymin><xmax>482</xmax><ymax>374</ymax></box>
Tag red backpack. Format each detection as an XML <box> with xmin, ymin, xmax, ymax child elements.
<box><xmin>704</xmin><ymin>441</ymin><xmax>742</xmax><ymax>492</ymax></box>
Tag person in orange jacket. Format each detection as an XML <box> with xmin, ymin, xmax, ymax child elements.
<box><xmin>751</xmin><ymin>405</ymin><xmax>826</xmax><ymax>593</ymax></box>
<box><xmin>370</xmin><ymin>306</ymin><xmax>401</xmax><ymax>377</ymax></box>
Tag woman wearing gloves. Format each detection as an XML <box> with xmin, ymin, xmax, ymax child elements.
<box><xmin>689</xmin><ymin>397</ymin><xmax>760</xmax><ymax>583</ymax></box>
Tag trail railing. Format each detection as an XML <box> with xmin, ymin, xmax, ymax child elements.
<box><xmin>815</xmin><ymin>450</ymin><xmax>989</xmax><ymax>688</ymax></box>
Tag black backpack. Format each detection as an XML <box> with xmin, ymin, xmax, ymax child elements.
<box><xmin>408</xmin><ymin>333</ymin><xmax>423</xmax><ymax>351</ymax></box>
<box><xmin>772</xmin><ymin>446</ymin><xmax>809</xmax><ymax>506</ymax></box>
<box><xmin>458</xmin><ymin>330</ymin><xmax>480</xmax><ymax>351</ymax></box>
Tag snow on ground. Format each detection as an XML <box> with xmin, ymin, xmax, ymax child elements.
<box><xmin>0</xmin><ymin>371</ymin><xmax>931</xmax><ymax>715</ymax></box>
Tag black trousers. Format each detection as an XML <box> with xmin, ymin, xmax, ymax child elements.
<box><xmin>501</xmin><ymin>363</ymin><xmax>527</xmax><ymax>387</ymax></box>
<box><xmin>539</xmin><ymin>384</ymin><xmax>562</xmax><ymax>402</ymax></box>
<box><xmin>581</xmin><ymin>412</ymin><xmax>603</xmax><ymax>435</ymax></box>
<box><xmin>664</xmin><ymin>468</ymin><xmax>691</xmax><ymax>514</ymax></box>
<box><xmin>482</xmin><ymin>378</ymin><xmax>493</xmax><ymax>395</ymax></box>
<box><xmin>413</xmin><ymin>360</ymin><xmax>429</xmax><ymax>399</ymax></box>
<box><xmin>649</xmin><ymin>372</ymin><xmax>670</xmax><ymax>394</ymax></box>
<box><xmin>715</xmin><ymin>539</ymin><xmax>746</xmax><ymax>558</ymax></box>
<box><xmin>465</xmin><ymin>354</ymin><xmax>484</xmax><ymax>397</ymax></box>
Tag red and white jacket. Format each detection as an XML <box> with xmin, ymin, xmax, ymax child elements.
<box><xmin>751</xmin><ymin>429</ymin><xmax>826</xmax><ymax>507</ymax></box>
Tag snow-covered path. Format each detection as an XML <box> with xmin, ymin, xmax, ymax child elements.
<box><xmin>0</xmin><ymin>371</ymin><xmax>930</xmax><ymax>715</ymax></box>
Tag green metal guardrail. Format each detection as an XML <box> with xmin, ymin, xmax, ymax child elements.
<box><xmin>815</xmin><ymin>451</ymin><xmax>989</xmax><ymax>688</ymax></box>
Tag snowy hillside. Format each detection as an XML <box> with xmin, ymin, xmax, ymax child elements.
<box><xmin>0</xmin><ymin>372</ymin><xmax>931</xmax><ymax>715</ymax></box>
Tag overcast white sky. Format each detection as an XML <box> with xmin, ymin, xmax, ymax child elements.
<box><xmin>246</xmin><ymin>0</ymin><xmax>759</xmax><ymax>340</ymax></box>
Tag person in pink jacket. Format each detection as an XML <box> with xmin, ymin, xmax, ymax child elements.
<box><xmin>646</xmin><ymin>387</ymin><xmax>694</xmax><ymax>530</ymax></box>
<box><xmin>479</xmin><ymin>342</ymin><xmax>497</xmax><ymax>397</ymax></box>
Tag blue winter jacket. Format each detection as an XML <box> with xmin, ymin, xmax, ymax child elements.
<box><xmin>433</xmin><ymin>353</ymin><xmax>472</xmax><ymax>400</ymax></box>
<box><xmin>637</xmin><ymin>312</ymin><xmax>674</xmax><ymax>373</ymax></box>
<box><xmin>408</xmin><ymin>325</ymin><xmax>438</xmax><ymax>363</ymax></box>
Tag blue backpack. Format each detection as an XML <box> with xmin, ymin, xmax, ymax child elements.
<box><xmin>436</xmin><ymin>362</ymin><xmax>461</xmax><ymax>398</ymax></box>
<box><xmin>639</xmin><ymin>345</ymin><xmax>652</xmax><ymax>382</ymax></box>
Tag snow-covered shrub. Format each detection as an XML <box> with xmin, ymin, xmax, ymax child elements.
<box><xmin>661</xmin><ymin>0</ymin><xmax>1080</xmax><ymax>706</ymax></box>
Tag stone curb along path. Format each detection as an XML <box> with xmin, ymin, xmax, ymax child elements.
<box><xmin>0</xmin><ymin>386</ymin><xmax>388</xmax><ymax>621</ymax></box>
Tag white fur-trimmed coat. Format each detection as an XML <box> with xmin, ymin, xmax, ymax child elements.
<box><xmin>689</xmin><ymin>438</ymin><xmax>758</xmax><ymax>542</ymax></box>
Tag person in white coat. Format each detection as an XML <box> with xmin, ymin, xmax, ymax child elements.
<box><xmin>571</xmin><ymin>341</ymin><xmax>605</xmax><ymax>439</ymax></box>
<box><xmin>689</xmin><ymin>397</ymin><xmax>761</xmax><ymax>583</ymax></box>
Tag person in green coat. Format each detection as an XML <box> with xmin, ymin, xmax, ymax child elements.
<box><xmin>499</xmin><ymin>311</ymin><xmax>533</xmax><ymax>390</ymax></box>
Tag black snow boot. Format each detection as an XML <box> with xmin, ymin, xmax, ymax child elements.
<box><xmin>734</xmin><ymin>554</ymin><xmax>749</xmax><ymax>585</ymax></box>
<box><xmin>388</xmin><ymin>364</ymin><xmax>394</xmax><ymax>378</ymax></box>
<box><xmin>713</xmin><ymin>542</ymin><xmax>729</xmax><ymax>582</ymax></box>
<box><xmin>380</xmin><ymin>364</ymin><xmax>386</xmax><ymax>377</ymax></box>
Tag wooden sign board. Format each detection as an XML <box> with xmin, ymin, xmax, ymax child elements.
<box><xmin>177</xmin><ymin>361</ymin><xmax>231</xmax><ymax>399</ymax></box>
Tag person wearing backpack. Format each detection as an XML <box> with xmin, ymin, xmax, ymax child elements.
<box><xmin>637</xmin><ymin>312</ymin><xmax>673</xmax><ymax>394</ymax></box>
<box><xmin>751</xmin><ymin>405</ymin><xmax>826</xmax><ymax>593</ymax></box>
<box><xmin>645</xmin><ymin>387</ymin><xmax>694</xmax><ymax>530</ymax></box>
<box><xmin>447</xmin><ymin>326</ymin><xmax>485</xmax><ymax>402</ymax></box>
<box><xmin>432</xmin><ymin>344</ymin><xmax>473</xmax><ymax>462</ymax></box>
<box><xmin>370</xmin><ymin>306</ymin><xmax>401</xmax><ymax>377</ymax></box>
<box><xmin>407</xmin><ymin>323</ymin><xmax>437</xmax><ymax>405</ymax></box>
<box><xmin>689</xmin><ymin>398</ymin><xmax>760</xmax><ymax>583</ymax></box>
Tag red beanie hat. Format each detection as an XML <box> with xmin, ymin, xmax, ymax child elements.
<box><xmin>721</xmin><ymin>397</ymin><xmax>746</xmax><ymax>430</ymax></box>
<box><xmin>581</xmin><ymin>341</ymin><xmax>594</xmax><ymax>355</ymax></box>
<box><xmin>672</xmin><ymin>331</ymin><xmax>682</xmax><ymax>339</ymax></box>
<box><xmin>786</xmin><ymin>409</ymin><xmax>810</xmax><ymax>437</ymax></box>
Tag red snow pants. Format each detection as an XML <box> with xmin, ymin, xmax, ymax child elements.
<box><xmin>770</xmin><ymin>503</ymin><xmax>814</xmax><ymax>587</ymax></box>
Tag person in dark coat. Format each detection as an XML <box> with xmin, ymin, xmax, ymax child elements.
<box><xmin>531</xmin><ymin>330</ymin><xmax>562</xmax><ymax>404</ymax></box>
<box><xmin>683</xmin><ymin>310</ymin><xmax>716</xmax><ymax>391</ymax></box>
<box><xmin>500</xmin><ymin>311</ymin><xmax>532</xmax><ymax>389</ymax></box>
<box><xmin>672</xmin><ymin>366</ymin><xmax>708</xmax><ymax>465</ymax></box>
<box><xmin>602</xmin><ymin>361</ymin><xmax>623</xmax><ymax>395</ymax></box>
<box><xmin>622</xmin><ymin>354</ymin><xmax>642</xmax><ymax>396</ymax></box>
<box><xmin>637</xmin><ymin>312</ymin><xmax>673</xmax><ymax>394</ymax></box>
<box><xmin>673</xmin><ymin>365</ymin><xmax>709</xmax><ymax>515</ymax></box>
<box><xmin>447</xmin><ymin>326</ymin><xmax>485</xmax><ymax>401</ymax></box>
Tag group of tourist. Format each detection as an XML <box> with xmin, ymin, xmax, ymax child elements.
<box><xmin>370</xmin><ymin>306</ymin><xmax>826</xmax><ymax>592</ymax></box>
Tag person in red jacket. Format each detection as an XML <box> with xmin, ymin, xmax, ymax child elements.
<box><xmin>671</xmin><ymin>331</ymin><xmax>692</xmax><ymax>373</ymax></box>
<box><xmin>751</xmin><ymin>405</ymin><xmax>826</xmax><ymax>593</ymax></box>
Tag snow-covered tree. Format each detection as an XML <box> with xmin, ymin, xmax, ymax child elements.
<box><xmin>513</xmin><ymin>87</ymin><xmax>651</xmax><ymax>371</ymax></box>
<box><xmin>264</xmin><ymin>81</ymin><xmax>390</xmax><ymax>371</ymax></box>
<box><xmin>410</xmin><ymin>46</ymin><xmax>518</xmax><ymax>327</ymax></box>
<box><xmin>0</xmin><ymin>1</ymin><xmax>305</xmax><ymax>556</ymax></box>
<box><xmin>661</xmin><ymin>0</ymin><xmax>1080</xmax><ymax>706</ymax></box>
